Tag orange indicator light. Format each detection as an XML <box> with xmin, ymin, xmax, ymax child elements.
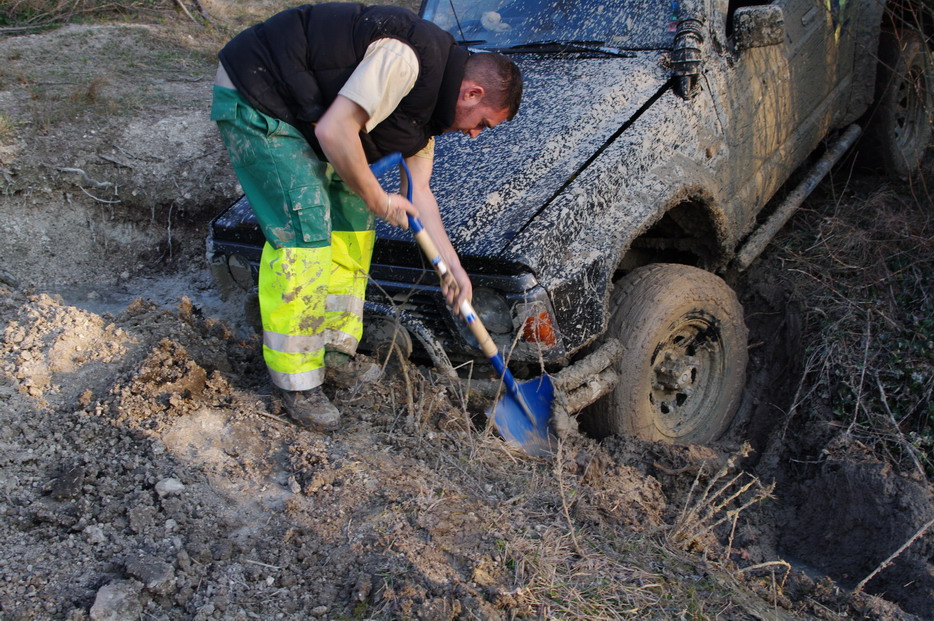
<box><xmin>521</xmin><ymin>311</ymin><xmax>557</xmax><ymax>346</ymax></box>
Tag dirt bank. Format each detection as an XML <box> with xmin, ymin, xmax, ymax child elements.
<box><xmin>0</xmin><ymin>10</ymin><xmax>931</xmax><ymax>620</ymax></box>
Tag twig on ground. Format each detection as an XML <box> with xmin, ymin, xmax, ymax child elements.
<box><xmin>173</xmin><ymin>0</ymin><xmax>199</xmax><ymax>25</ymax></box>
<box><xmin>725</xmin><ymin>511</ymin><xmax>740</xmax><ymax>560</ymax></box>
<box><xmin>166</xmin><ymin>203</ymin><xmax>174</xmax><ymax>260</ymax></box>
<box><xmin>874</xmin><ymin>372</ymin><xmax>926</xmax><ymax>479</ymax></box>
<box><xmin>846</xmin><ymin>310</ymin><xmax>872</xmax><ymax>434</ymax></box>
<box><xmin>554</xmin><ymin>440</ymin><xmax>583</xmax><ymax>557</ymax></box>
<box><xmin>99</xmin><ymin>153</ymin><xmax>134</xmax><ymax>169</ymax></box>
<box><xmin>243</xmin><ymin>559</ymin><xmax>281</xmax><ymax>570</ymax></box>
<box><xmin>735</xmin><ymin>560</ymin><xmax>791</xmax><ymax>586</ymax></box>
<box><xmin>446</xmin><ymin>360</ymin><xmax>478</xmax><ymax>454</ymax></box>
<box><xmin>781</xmin><ymin>344</ymin><xmax>831</xmax><ymax>441</ymax></box>
<box><xmin>167</xmin><ymin>75</ymin><xmax>210</xmax><ymax>83</ymax></box>
<box><xmin>79</xmin><ymin>186</ymin><xmax>121</xmax><ymax>204</ymax></box>
<box><xmin>0</xmin><ymin>24</ymin><xmax>57</xmax><ymax>33</ymax></box>
<box><xmin>58</xmin><ymin>166</ymin><xmax>113</xmax><ymax>189</ymax></box>
<box><xmin>668</xmin><ymin>444</ymin><xmax>774</xmax><ymax>550</ymax></box>
<box><xmin>396</xmin><ymin>345</ymin><xmax>416</xmax><ymax>424</ymax></box>
<box><xmin>256</xmin><ymin>410</ymin><xmax>288</xmax><ymax>426</ymax></box>
<box><xmin>191</xmin><ymin>0</ymin><xmax>214</xmax><ymax>24</ymax></box>
<box><xmin>854</xmin><ymin>516</ymin><xmax>934</xmax><ymax>593</ymax></box>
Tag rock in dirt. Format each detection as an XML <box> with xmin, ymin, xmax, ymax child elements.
<box><xmin>49</xmin><ymin>464</ymin><xmax>86</xmax><ymax>500</ymax></box>
<box><xmin>125</xmin><ymin>552</ymin><xmax>175</xmax><ymax>595</ymax></box>
<box><xmin>154</xmin><ymin>477</ymin><xmax>185</xmax><ymax>498</ymax></box>
<box><xmin>89</xmin><ymin>580</ymin><xmax>142</xmax><ymax>621</ymax></box>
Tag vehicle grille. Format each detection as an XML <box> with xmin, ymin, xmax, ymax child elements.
<box><xmin>366</xmin><ymin>265</ymin><xmax>465</xmax><ymax>357</ymax></box>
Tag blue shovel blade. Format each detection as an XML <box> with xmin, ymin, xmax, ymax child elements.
<box><xmin>489</xmin><ymin>375</ymin><xmax>555</xmax><ymax>457</ymax></box>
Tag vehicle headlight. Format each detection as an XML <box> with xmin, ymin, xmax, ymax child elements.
<box><xmin>472</xmin><ymin>287</ymin><xmax>513</xmax><ymax>334</ymax></box>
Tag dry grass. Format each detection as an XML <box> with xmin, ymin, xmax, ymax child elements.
<box><xmin>0</xmin><ymin>113</ymin><xmax>14</xmax><ymax>140</ymax></box>
<box><xmin>668</xmin><ymin>443</ymin><xmax>775</xmax><ymax>554</ymax></box>
<box><xmin>376</xmin><ymin>384</ymin><xmax>765</xmax><ymax>618</ymax></box>
<box><xmin>776</xmin><ymin>154</ymin><xmax>934</xmax><ymax>477</ymax></box>
<box><xmin>1</xmin><ymin>0</ymin><xmax>176</xmax><ymax>27</ymax></box>
<box><xmin>67</xmin><ymin>75</ymin><xmax>112</xmax><ymax>106</ymax></box>
<box><xmin>503</xmin><ymin>525</ymin><xmax>667</xmax><ymax>618</ymax></box>
<box><xmin>0</xmin><ymin>112</ymin><xmax>14</xmax><ymax>150</ymax></box>
<box><xmin>0</xmin><ymin>0</ymin><xmax>424</xmax><ymax>30</ymax></box>
<box><xmin>0</xmin><ymin>113</ymin><xmax>20</xmax><ymax>176</ymax></box>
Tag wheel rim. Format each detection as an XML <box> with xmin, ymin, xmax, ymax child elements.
<box><xmin>648</xmin><ymin>311</ymin><xmax>726</xmax><ymax>438</ymax></box>
<box><xmin>893</xmin><ymin>63</ymin><xmax>928</xmax><ymax>152</ymax></box>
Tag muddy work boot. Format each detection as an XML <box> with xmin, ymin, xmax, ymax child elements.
<box><xmin>279</xmin><ymin>387</ymin><xmax>340</xmax><ymax>431</ymax></box>
<box><xmin>324</xmin><ymin>352</ymin><xmax>381</xmax><ymax>389</ymax></box>
<box><xmin>324</xmin><ymin>351</ymin><xmax>352</xmax><ymax>368</ymax></box>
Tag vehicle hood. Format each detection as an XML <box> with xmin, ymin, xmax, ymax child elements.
<box><xmin>376</xmin><ymin>51</ymin><xmax>670</xmax><ymax>261</ymax></box>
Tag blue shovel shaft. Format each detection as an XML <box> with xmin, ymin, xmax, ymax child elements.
<box><xmin>459</xmin><ymin>300</ymin><xmax>539</xmax><ymax>423</ymax></box>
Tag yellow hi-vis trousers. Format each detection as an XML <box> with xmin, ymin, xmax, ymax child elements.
<box><xmin>211</xmin><ymin>85</ymin><xmax>375</xmax><ymax>391</ymax></box>
<box><xmin>259</xmin><ymin>223</ymin><xmax>375</xmax><ymax>391</ymax></box>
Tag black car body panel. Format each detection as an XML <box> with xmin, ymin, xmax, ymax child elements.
<box><xmin>378</xmin><ymin>53</ymin><xmax>671</xmax><ymax>258</ymax></box>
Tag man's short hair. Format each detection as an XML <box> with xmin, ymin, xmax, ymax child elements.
<box><xmin>464</xmin><ymin>52</ymin><xmax>523</xmax><ymax>120</ymax></box>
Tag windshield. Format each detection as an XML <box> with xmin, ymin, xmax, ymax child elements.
<box><xmin>421</xmin><ymin>0</ymin><xmax>677</xmax><ymax>50</ymax></box>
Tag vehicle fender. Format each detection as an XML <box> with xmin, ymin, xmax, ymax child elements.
<box><xmin>639</xmin><ymin>177</ymin><xmax>731</xmax><ymax>269</ymax></box>
<box><xmin>505</xmin><ymin>88</ymin><xmax>727</xmax><ymax>356</ymax></box>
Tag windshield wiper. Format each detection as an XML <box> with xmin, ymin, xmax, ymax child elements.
<box><xmin>502</xmin><ymin>40</ymin><xmax>633</xmax><ymax>57</ymax></box>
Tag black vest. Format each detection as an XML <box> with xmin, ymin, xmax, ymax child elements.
<box><xmin>219</xmin><ymin>3</ymin><xmax>467</xmax><ymax>161</ymax></box>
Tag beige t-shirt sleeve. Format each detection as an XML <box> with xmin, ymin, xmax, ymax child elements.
<box><xmin>338</xmin><ymin>38</ymin><xmax>419</xmax><ymax>133</ymax></box>
<box><xmin>414</xmin><ymin>137</ymin><xmax>435</xmax><ymax>159</ymax></box>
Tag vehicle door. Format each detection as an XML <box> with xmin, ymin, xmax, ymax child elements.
<box><xmin>705</xmin><ymin>0</ymin><xmax>843</xmax><ymax>231</ymax></box>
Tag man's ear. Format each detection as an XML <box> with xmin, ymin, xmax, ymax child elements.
<box><xmin>460</xmin><ymin>80</ymin><xmax>486</xmax><ymax>102</ymax></box>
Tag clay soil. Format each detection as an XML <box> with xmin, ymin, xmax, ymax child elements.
<box><xmin>0</xmin><ymin>4</ymin><xmax>931</xmax><ymax>620</ymax></box>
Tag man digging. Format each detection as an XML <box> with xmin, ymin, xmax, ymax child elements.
<box><xmin>212</xmin><ymin>3</ymin><xmax>522</xmax><ymax>430</ymax></box>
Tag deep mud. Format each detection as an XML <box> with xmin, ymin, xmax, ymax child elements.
<box><xmin>0</xmin><ymin>13</ymin><xmax>931</xmax><ymax>621</ymax></box>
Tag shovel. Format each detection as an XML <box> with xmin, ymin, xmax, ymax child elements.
<box><xmin>369</xmin><ymin>152</ymin><xmax>555</xmax><ymax>457</ymax></box>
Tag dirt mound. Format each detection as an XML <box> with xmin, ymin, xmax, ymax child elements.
<box><xmin>0</xmin><ymin>287</ymin><xmax>675</xmax><ymax>619</ymax></box>
<box><xmin>782</xmin><ymin>456</ymin><xmax>933</xmax><ymax>610</ymax></box>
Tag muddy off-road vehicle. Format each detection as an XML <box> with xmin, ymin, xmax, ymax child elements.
<box><xmin>208</xmin><ymin>0</ymin><xmax>931</xmax><ymax>443</ymax></box>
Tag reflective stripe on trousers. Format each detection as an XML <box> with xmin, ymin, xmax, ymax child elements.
<box><xmin>258</xmin><ymin>228</ymin><xmax>375</xmax><ymax>391</ymax></box>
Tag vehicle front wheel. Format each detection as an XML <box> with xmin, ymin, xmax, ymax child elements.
<box><xmin>583</xmin><ymin>264</ymin><xmax>748</xmax><ymax>443</ymax></box>
<box><xmin>865</xmin><ymin>29</ymin><xmax>933</xmax><ymax>179</ymax></box>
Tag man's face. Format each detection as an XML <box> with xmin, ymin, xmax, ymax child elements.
<box><xmin>450</xmin><ymin>102</ymin><xmax>510</xmax><ymax>139</ymax></box>
<box><xmin>448</xmin><ymin>82</ymin><xmax>510</xmax><ymax>139</ymax></box>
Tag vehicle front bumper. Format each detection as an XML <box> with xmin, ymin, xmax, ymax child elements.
<box><xmin>208</xmin><ymin>231</ymin><xmax>623</xmax><ymax>414</ymax></box>
<box><xmin>364</xmin><ymin>296</ymin><xmax>622</xmax><ymax>414</ymax></box>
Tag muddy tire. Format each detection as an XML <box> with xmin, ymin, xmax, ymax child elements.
<box><xmin>583</xmin><ymin>264</ymin><xmax>748</xmax><ymax>443</ymax></box>
<box><xmin>865</xmin><ymin>29</ymin><xmax>932</xmax><ymax>179</ymax></box>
